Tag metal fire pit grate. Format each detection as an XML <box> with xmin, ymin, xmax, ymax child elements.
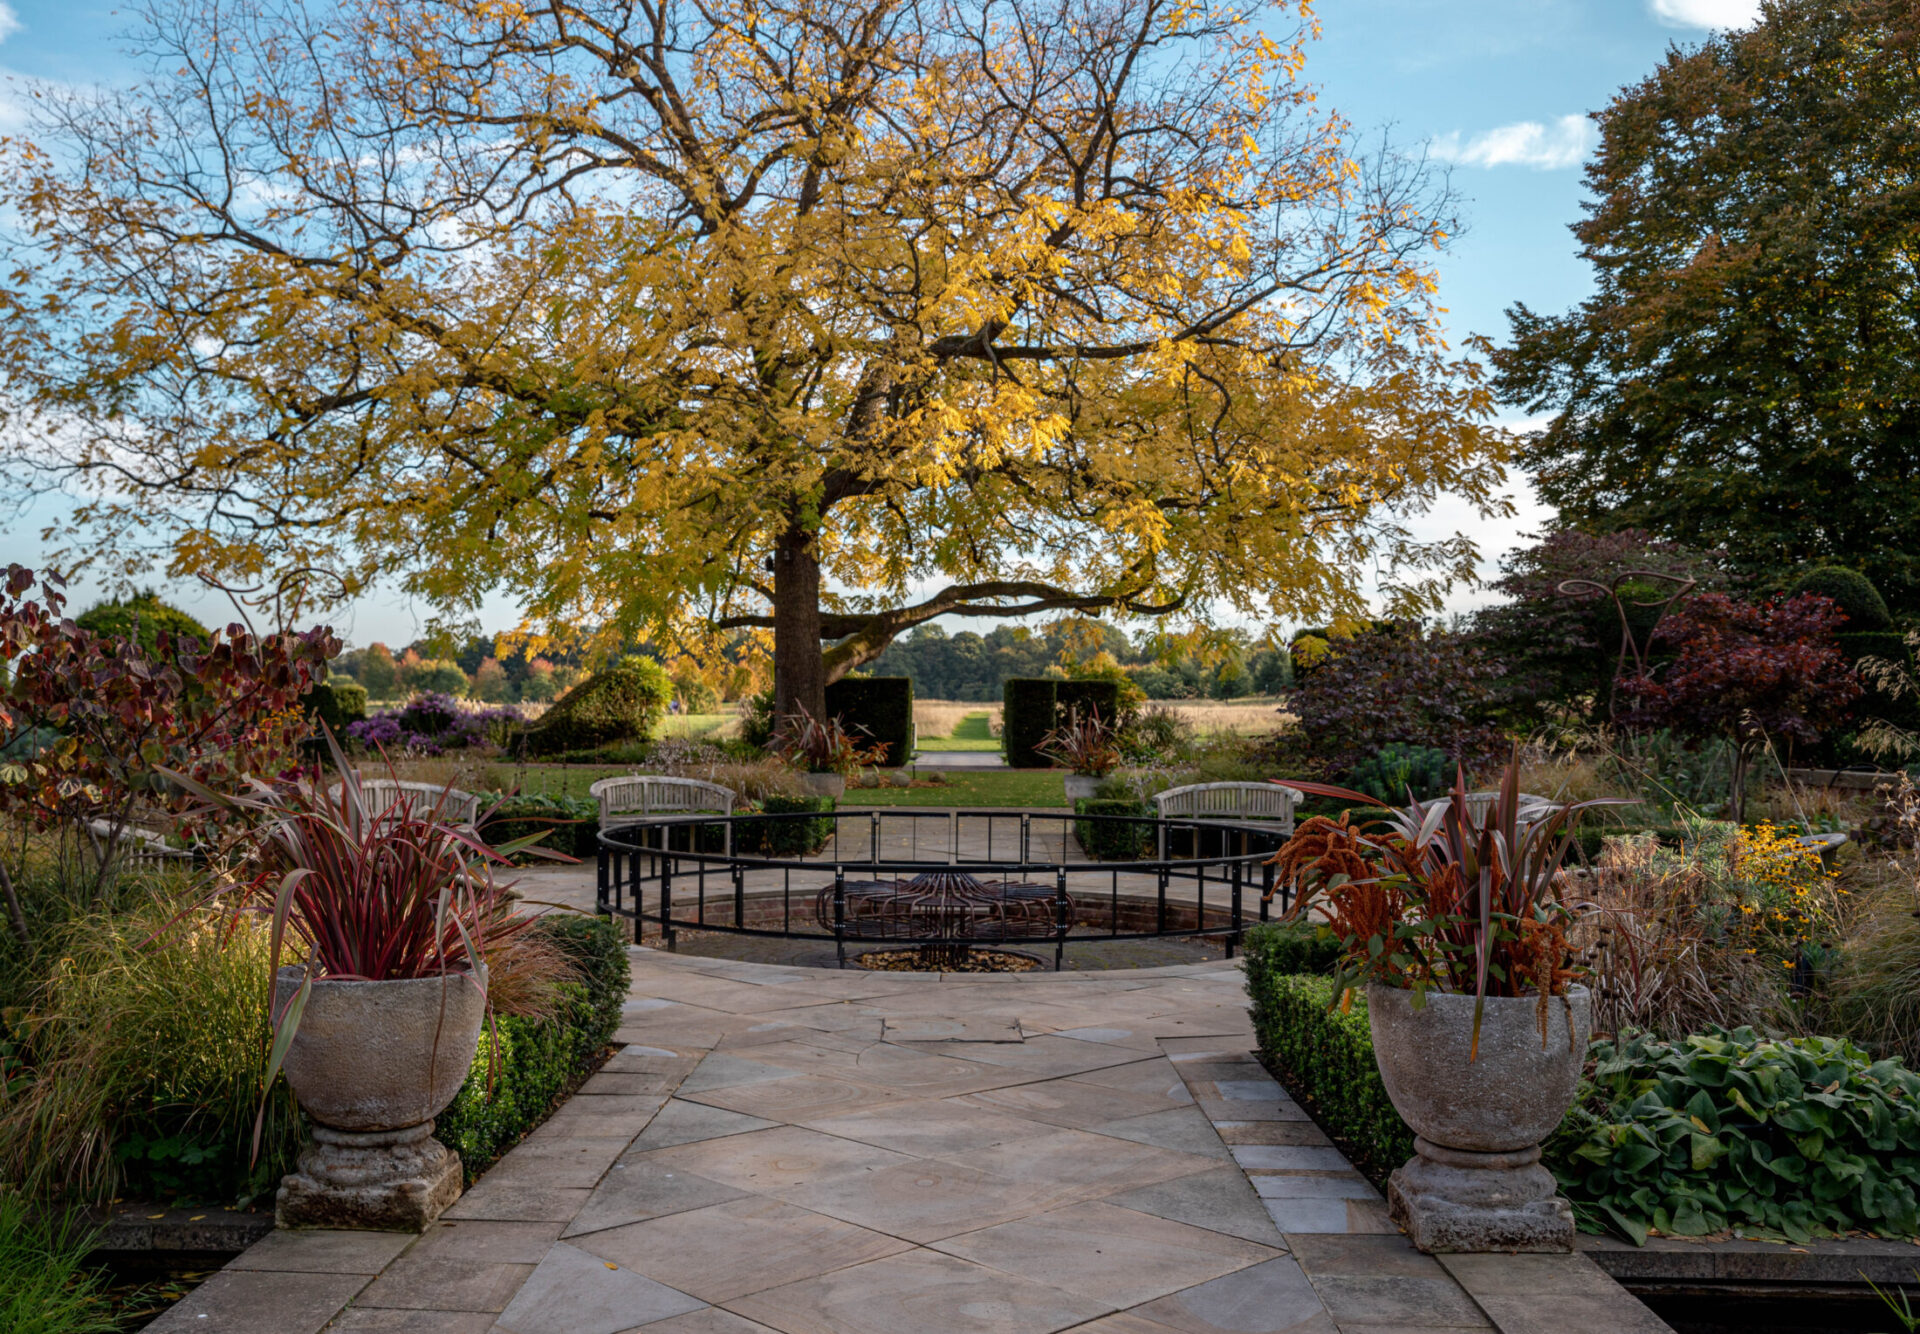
<box><xmin>817</xmin><ymin>869</ymin><xmax>1070</xmax><ymax>968</ymax></box>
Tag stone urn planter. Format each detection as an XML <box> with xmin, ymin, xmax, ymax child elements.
<box><xmin>1368</xmin><ymin>983</ymin><xmax>1591</xmax><ymax>1253</ymax></box>
<box><xmin>1063</xmin><ymin>774</ymin><xmax>1101</xmax><ymax>801</ymax></box>
<box><xmin>274</xmin><ymin>967</ymin><xmax>487</xmax><ymax>1231</ymax></box>
<box><xmin>800</xmin><ymin>771</ymin><xmax>847</xmax><ymax>799</ymax></box>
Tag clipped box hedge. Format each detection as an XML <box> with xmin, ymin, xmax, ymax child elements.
<box><xmin>1072</xmin><ymin>797</ymin><xmax>1154</xmax><ymax>860</ymax></box>
<box><xmin>825</xmin><ymin>676</ymin><xmax>914</xmax><ymax>767</ymax></box>
<box><xmin>479</xmin><ymin>793</ymin><xmax>600</xmax><ymax>859</ymax></box>
<box><xmin>1242</xmin><ymin>935</ymin><xmax>1413</xmax><ymax>1189</ymax></box>
<box><xmin>437</xmin><ymin>914</ymin><xmax>629</xmax><ymax>1182</ymax></box>
<box><xmin>733</xmin><ymin>794</ymin><xmax>836</xmax><ymax>857</ymax></box>
<box><xmin>1002</xmin><ymin>678</ymin><xmax>1123</xmax><ymax>768</ymax></box>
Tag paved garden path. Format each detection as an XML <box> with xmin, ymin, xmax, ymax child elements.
<box><xmin>152</xmin><ymin>950</ymin><xmax>1671</xmax><ymax>1334</ymax></box>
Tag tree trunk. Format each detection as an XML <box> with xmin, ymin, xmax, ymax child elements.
<box><xmin>772</xmin><ymin>523</ymin><xmax>827</xmax><ymax>725</ymax></box>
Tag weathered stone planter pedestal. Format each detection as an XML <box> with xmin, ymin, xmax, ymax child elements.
<box><xmin>272</xmin><ymin>968</ymin><xmax>485</xmax><ymax>1233</ymax></box>
<box><xmin>1368</xmin><ymin>983</ymin><xmax>1590</xmax><ymax>1255</ymax></box>
<box><xmin>276</xmin><ymin>1122</ymin><xmax>463</xmax><ymax>1231</ymax></box>
<box><xmin>1389</xmin><ymin>1137</ymin><xmax>1573</xmax><ymax>1253</ymax></box>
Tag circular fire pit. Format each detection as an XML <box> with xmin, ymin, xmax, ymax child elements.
<box><xmin>594</xmin><ymin>806</ymin><xmax>1283</xmax><ymax>970</ymax></box>
<box><xmin>819</xmin><ymin>869</ymin><xmax>1069</xmax><ymax>969</ymax></box>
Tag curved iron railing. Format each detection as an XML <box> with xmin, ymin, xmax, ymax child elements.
<box><xmin>595</xmin><ymin>808</ymin><xmax>1288</xmax><ymax>969</ymax></box>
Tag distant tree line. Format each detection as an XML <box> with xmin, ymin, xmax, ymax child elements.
<box><xmin>866</xmin><ymin>622</ymin><xmax>1292</xmax><ymax>702</ymax></box>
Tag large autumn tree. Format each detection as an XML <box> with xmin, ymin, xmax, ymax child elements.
<box><xmin>0</xmin><ymin>0</ymin><xmax>1508</xmax><ymax>720</ymax></box>
<box><xmin>1495</xmin><ymin>0</ymin><xmax>1920</xmax><ymax>615</ymax></box>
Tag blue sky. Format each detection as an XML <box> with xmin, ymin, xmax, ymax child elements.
<box><xmin>0</xmin><ymin>0</ymin><xmax>1761</xmax><ymax>646</ymax></box>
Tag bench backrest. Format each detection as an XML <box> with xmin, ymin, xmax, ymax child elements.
<box><xmin>339</xmin><ymin>779</ymin><xmax>481</xmax><ymax>826</ymax></box>
<box><xmin>87</xmin><ymin>818</ymin><xmax>192</xmax><ymax>867</ymax></box>
<box><xmin>1153</xmin><ymin>782</ymin><xmax>1302</xmax><ymax>831</ymax></box>
<box><xmin>589</xmin><ymin>775</ymin><xmax>737</xmax><ymax>827</ymax></box>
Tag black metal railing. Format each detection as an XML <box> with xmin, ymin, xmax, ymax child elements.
<box><xmin>595</xmin><ymin>809</ymin><xmax>1287</xmax><ymax>969</ymax></box>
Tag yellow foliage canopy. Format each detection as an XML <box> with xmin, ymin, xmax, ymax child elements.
<box><xmin>0</xmin><ymin>0</ymin><xmax>1509</xmax><ymax>714</ymax></box>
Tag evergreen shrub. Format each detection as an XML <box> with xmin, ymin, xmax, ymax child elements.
<box><xmin>735</xmin><ymin>794</ymin><xmax>836</xmax><ymax>856</ymax></box>
<box><xmin>1003</xmin><ymin>679</ymin><xmax>1060</xmax><ymax>767</ymax></box>
<box><xmin>436</xmin><ymin>915</ymin><xmax>628</xmax><ymax>1182</ymax></box>
<box><xmin>305</xmin><ymin>679</ymin><xmax>369</xmax><ymax>737</ymax></box>
<box><xmin>1240</xmin><ymin>961</ymin><xmax>1413</xmax><ymax>1189</ymax></box>
<box><xmin>1789</xmin><ymin>565</ymin><xmax>1893</xmax><ymax>633</ymax></box>
<box><xmin>479</xmin><ymin>793</ymin><xmax>599</xmax><ymax>859</ymax></box>
<box><xmin>1344</xmin><ymin>743</ymin><xmax>1450</xmax><ymax>805</ymax></box>
<box><xmin>525</xmin><ymin>658</ymin><xmax>673</xmax><ymax>755</ymax></box>
<box><xmin>74</xmin><ymin>592</ymin><xmax>210</xmax><ymax>656</ymax></box>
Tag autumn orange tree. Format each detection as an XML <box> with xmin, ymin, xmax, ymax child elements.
<box><xmin>0</xmin><ymin>0</ymin><xmax>1509</xmax><ymax>720</ymax></box>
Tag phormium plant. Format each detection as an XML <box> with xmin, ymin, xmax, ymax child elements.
<box><xmin>1269</xmin><ymin>753</ymin><xmax>1629</xmax><ymax>1052</ymax></box>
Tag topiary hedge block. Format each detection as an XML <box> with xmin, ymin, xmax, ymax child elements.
<box><xmin>1003</xmin><ymin>678</ymin><xmax>1124</xmax><ymax>767</ymax></box>
<box><xmin>1055</xmin><ymin>678</ymin><xmax>1122</xmax><ymax>727</ymax></box>
<box><xmin>1003</xmin><ymin>678</ymin><xmax>1059</xmax><ymax>768</ymax></box>
<box><xmin>825</xmin><ymin>676</ymin><xmax>914</xmax><ymax>766</ymax></box>
<box><xmin>525</xmin><ymin>657</ymin><xmax>672</xmax><ymax>756</ymax></box>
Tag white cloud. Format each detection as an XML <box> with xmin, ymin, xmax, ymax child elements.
<box><xmin>1431</xmin><ymin>115</ymin><xmax>1594</xmax><ymax>171</ymax></box>
<box><xmin>0</xmin><ymin>5</ymin><xmax>19</xmax><ymax>43</ymax></box>
<box><xmin>1648</xmin><ymin>0</ymin><xmax>1762</xmax><ymax>29</ymax></box>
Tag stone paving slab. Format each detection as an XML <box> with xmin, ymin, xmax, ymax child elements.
<box><xmin>171</xmin><ymin>947</ymin><xmax>1672</xmax><ymax>1334</ymax></box>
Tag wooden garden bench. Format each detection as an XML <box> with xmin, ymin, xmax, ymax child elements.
<box><xmin>86</xmin><ymin>818</ymin><xmax>193</xmax><ymax>869</ymax></box>
<box><xmin>1151</xmin><ymin>781</ymin><xmax>1304</xmax><ymax>859</ymax></box>
<box><xmin>334</xmin><ymin>778</ymin><xmax>481</xmax><ymax>827</ymax></box>
<box><xmin>589</xmin><ymin>775</ymin><xmax>737</xmax><ymax>853</ymax></box>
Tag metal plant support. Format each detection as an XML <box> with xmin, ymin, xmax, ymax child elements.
<box><xmin>1556</xmin><ymin>568</ymin><xmax>1697</xmax><ymax>719</ymax></box>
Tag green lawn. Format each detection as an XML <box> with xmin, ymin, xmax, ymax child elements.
<box><xmin>847</xmin><ymin>769</ymin><xmax>1067</xmax><ymax>808</ymax></box>
<box><xmin>655</xmin><ymin>712</ymin><xmax>737</xmax><ymax>740</ymax></box>
<box><xmin>916</xmin><ymin>710</ymin><xmax>1003</xmax><ymax>753</ymax></box>
<box><xmin>491</xmin><ymin>764</ymin><xmax>634</xmax><ymax>799</ymax></box>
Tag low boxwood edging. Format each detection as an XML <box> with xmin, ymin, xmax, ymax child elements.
<box><xmin>1243</xmin><ymin>960</ymin><xmax>1413</xmax><ymax>1189</ymax></box>
<box><xmin>1244</xmin><ymin>939</ymin><xmax>1920</xmax><ymax>1244</ymax></box>
<box><xmin>1073</xmin><ymin>798</ymin><xmax>1153</xmax><ymax>860</ymax></box>
<box><xmin>733</xmin><ymin>795</ymin><xmax>835</xmax><ymax>857</ymax></box>
<box><xmin>436</xmin><ymin>914</ymin><xmax>629</xmax><ymax>1183</ymax></box>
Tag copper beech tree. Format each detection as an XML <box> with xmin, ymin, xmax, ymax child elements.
<box><xmin>0</xmin><ymin>0</ymin><xmax>1509</xmax><ymax>720</ymax></box>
